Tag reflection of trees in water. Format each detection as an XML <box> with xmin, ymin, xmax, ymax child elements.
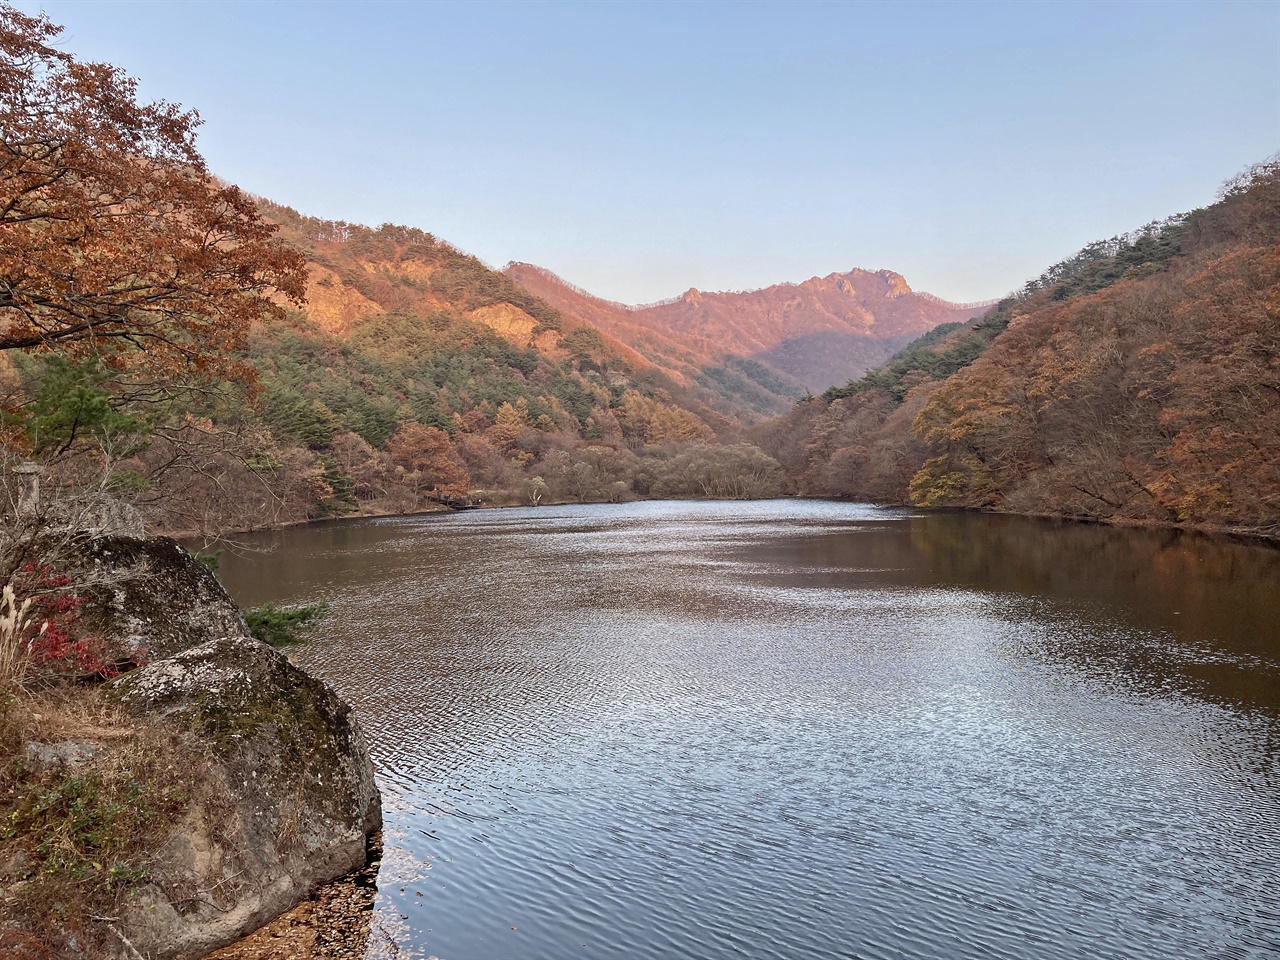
<box><xmin>910</xmin><ymin>512</ymin><xmax>1280</xmax><ymax>711</ymax></box>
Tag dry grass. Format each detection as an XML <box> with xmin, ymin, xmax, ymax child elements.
<box><xmin>2</xmin><ymin>682</ymin><xmax>137</xmax><ymax>744</ymax></box>
<box><xmin>0</xmin><ymin>684</ymin><xmax>209</xmax><ymax>956</ymax></box>
<box><xmin>0</xmin><ymin>583</ymin><xmax>38</xmax><ymax>692</ymax></box>
<box><xmin>0</xmin><ymin>929</ymin><xmax>61</xmax><ymax>959</ymax></box>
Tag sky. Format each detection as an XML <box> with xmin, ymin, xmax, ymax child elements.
<box><xmin>20</xmin><ymin>0</ymin><xmax>1280</xmax><ymax>304</ymax></box>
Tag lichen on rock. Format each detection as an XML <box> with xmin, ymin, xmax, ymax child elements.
<box><xmin>66</xmin><ymin>534</ymin><xmax>251</xmax><ymax>663</ymax></box>
<box><xmin>109</xmin><ymin>634</ymin><xmax>381</xmax><ymax>959</ymax></box>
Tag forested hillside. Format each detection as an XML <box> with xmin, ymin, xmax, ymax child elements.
<box><xmin>2</xmin><ymin>0</ymin><xmax>1273</xmax><ymax>543</ymax></box>
<box><xmin>506</xmin><ymin>261</ymin><xmax>989</xmax><ymax>396</ymax></box>
<box><xmin>505</xmin><ymin>262</ymin><xmax>801</xmax><ymax>419</ymax></box>
<box><xmin>2</xmin><ymin>193</ymin><xmax>795</xmax><ymax>540</ymax></box>
<box><xmin>759</xmin><ymin>159</ymin><xmax>1280</xmax><ymax>537</ymax></box>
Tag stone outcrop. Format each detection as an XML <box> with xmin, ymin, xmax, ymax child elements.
<box><xmin>69</xmin><ymin>535</ymin><xmax>249</xmax><ymax>663</ymax></box>
<box><xmin>13</xmin><ymin>534</ymin><xmax>383</xmax><ymax>959</ymax></box>
<box><xmin>110</xmin><ymin>634</ymin><xmax>381</xmax><ymax>960</ymax></box>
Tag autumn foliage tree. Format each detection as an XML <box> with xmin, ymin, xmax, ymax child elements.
<box><xmin>387</xmin><ymin>423</ymin><xmax>469</xmax><ymax>501</ymax></box>
<box><xmin>614</xmin><ymin>389</ymin><xmax>715</xmax><ymax>447</ymax></box>
<box><xmin>0</xmin><ymin>5</ymin><xmax>309</xmax><ymax>580</ymax></box>
<box><xmin>0</xmin><ymin>6</ymin><xmax>306</xmax><ymax>385</ymax></box>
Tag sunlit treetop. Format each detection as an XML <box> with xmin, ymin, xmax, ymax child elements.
<box><xmin>0</xmin><ymin>5</ymin><xmax>306</xmax><ymax>383</ymax></box>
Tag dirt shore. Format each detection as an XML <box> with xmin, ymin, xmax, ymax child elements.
<box><xmin>202</xmin><ymin>872</ymin><xmax>379</xmax><ymax>960</ymax></box>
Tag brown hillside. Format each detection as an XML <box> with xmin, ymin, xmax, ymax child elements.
<box><xmin>504</xmin><ymin>263</ymin><xmax>736</xmax><ymax>380</ymax></box>
<box><xmin>504</xmin><ymin>263</ymin><xmax>802</xmax><ymax>419</ymax></box>
<box><xmin>260</xmin><ymin>206</ymin><xmax>661</xmax><ymax>382</ymax></box>
<box><xmin>251</xmin><ymin>203</ymin><xmax>777</xmax><ymax>445</ymax></box>
<box><xmin>505</xmin><ymin>263</ymin><xmax>990</xmax><ymax>393</ymax></box>
<box><xmin>764</xmin><ymin>157</ymin><xmax>1280</xmax><ymax>538</ymax></box>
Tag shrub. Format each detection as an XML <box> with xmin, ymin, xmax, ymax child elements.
<box><xmin>1</xmin><ymin>565</ymin><xmax>135</xmax><ymax>689</ymax></box>
<box><xmin>244</xmin><ymin>603</ymin><xmax>328</xmax><ymax>647</ymax></box>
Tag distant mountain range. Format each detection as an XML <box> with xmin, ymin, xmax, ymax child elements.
<box><xmin>505</xmin><ymin>263</ymin><xmax>991</xmax><ymax>395</ymax></box>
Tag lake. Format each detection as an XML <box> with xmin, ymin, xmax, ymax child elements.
<box><xmin>216</xmin><ymin>499</ymin><xmax>1280</xmax><ymax>960</ymax></box>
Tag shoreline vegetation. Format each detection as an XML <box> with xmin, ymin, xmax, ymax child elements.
<box><xmin>0</xmin><ymin>15</ymin><xmax>380</xmax><ymax>956</ymax></box>
<box><xmin>9</xmin><ymin>138</ymin><xmax>1275</xmax><ymax>555</ymax></box>
<box><xmin>23</xmin><ymin>150</ymin><xmax>1268</xmax><ymax>554</ymax></box>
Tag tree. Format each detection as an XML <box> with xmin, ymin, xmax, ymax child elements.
<box><xmin>0</xmin><ymin>7</ymin><xmax>306</xmax><ymax>383</ymax></box>
<box><xmin>650</xmin><ymin>443</ymin><xmax>788</xmax><ymax>500</ymax></box>
<box><xmin>486</xmin><ymin>398</ymin><xmax>529</xmax><ymax>451</ymax></box>
<box><xmin>387</xmin><ymin>423</ymin><xmax>469</xmax><ymax>500</ymax></box>
<box><xmin>614</xmin><ymin>389</ymin><xmax>714</xmax><ymax>447</ymax></box>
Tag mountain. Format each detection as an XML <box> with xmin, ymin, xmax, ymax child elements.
<box><xmin>758</xmin><ymin>157</ymin><xmax>1280</xmax><ymax>538</ymax></box>
<box><xmin>502</xmin><ymin>263</ymin><xmax>799</xmax><ymax>419</ymax></box>
<box><xmin>505</xmin><ymin>263</ymin><xmax>991</xmax><ymax>394</ymax></box>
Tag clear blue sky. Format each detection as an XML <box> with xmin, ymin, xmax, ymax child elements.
<box><xmin>21</xmin><ymin>0</ymin><xmax>1280</xmax><ymax>304</ymax></box>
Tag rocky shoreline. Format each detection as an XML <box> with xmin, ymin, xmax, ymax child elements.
<box><xmin>204</xmin><ymin>843</ymin><xmax>382</xmax><ymax>960</ymax></box>
<box><xmin>1</xmin><ymin>535</ymin><xmax>383</xmax><ymax>959</ymax></box>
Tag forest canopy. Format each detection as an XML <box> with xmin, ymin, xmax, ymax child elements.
<box><xmin>757</xmin><ymin>157</ymin><xmax>1280</xmax><ymax>537</ymax></box>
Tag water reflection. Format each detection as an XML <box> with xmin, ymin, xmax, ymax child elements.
<box><xmin>908</xmin><ymin>513</ymin><xmax>1280</xmax><ymax>713</ymax></box>
<box><xmin>216</xmin><ymin>501</ymin><xmax>1280</xmax><ymax>960</ymax></box>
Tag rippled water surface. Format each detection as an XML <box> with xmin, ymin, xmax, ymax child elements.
<box><xmin>217</xmin><ymin>500</ymin><xmax>1280</xmax><ymax>960</ymax></box>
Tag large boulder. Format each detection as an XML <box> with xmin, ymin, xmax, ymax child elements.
<box><xmin>2</xmin><ymin>534</ymin><xmax>381</xmax><ymax>958</ymax></box>
<box><xmin>67</xmin><ymin>534</ymin><xmax>249</xmax><ymax>662</ymax></box>
<box><xmin>109</xmin><ymin>633</ymin><xmax>382</xmax><ymax>959</ymax></box>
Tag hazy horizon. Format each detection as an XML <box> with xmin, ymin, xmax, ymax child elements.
<box><xmin>22</xmin><ymin>0</ymin><xmax>1280</xmax><ymax>304</ymax></box>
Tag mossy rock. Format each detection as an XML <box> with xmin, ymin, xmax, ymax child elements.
<box><xmin>63</xmin><ymin>534</ymin><xmax>249</xmax><ymax>663</ymax></box>
<box><xmin>9</xmin><ymin>534</ymin><xmax>382</xmax><ymax>958</ymax></box>
<box><xmin>107</xmin><ymin>635</ymin><xmax>381</xmax><ymax>959</ymax></box>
